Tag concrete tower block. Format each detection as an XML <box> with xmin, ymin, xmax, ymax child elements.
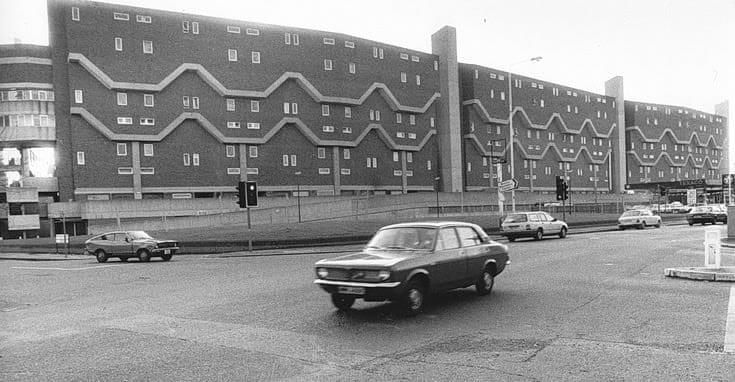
<box><xmin>716</xmin><ymin>100</ymin><xmax>729</xmax><ymax>176</ymax></box>
<box><xmin>431</xmin><ymin>26</ymin><xmax>463</xmax><ymax>192</ymax></box>
<box><xmin>605</xmin><ymin>76</ymin><xmax>627</xmax><ymax>194</ymax></box>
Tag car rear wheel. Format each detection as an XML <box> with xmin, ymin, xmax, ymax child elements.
<box><xmin>559</xmin><ymin>227</ymin><xmax>567</xmax><ymax>239</ymax></box>
<box><xmin>641</xmin><ymin>221</ymin><xmax>647</xmax><ymax>229</ymax></box>
<box><xmin>138</xmin><ymin>249</ymin><xmax>151</xmax><ymax>262</ymax></box>
<box><xmin>402</xmin><ymin>279</ymin><xmax>426</xmax><ymax>316</ymax></box>
<box><xmin>534</xmin><ymin>229</ymin><xmax>543</xmax><ymax>241</ymax></box>
<box><xmin>161</xmin><ymin>253</ymin><xmax>172</xmax><ymax>261</ymax></box>
<box><xmin>331</xmin><ymin>294</ymin><xmax>355</xmax><ymax>311</ymax></box>
<box><xmin>95</xmin><ymin>249</ymin><xmax>108</xmax><ymax>263</ymax></box>
<box><xmin>655</xmin><ymin>220</ymin><xmax>661</xmax><ymax>228</ymax></box>
<box><xmin>475</xmin><ymin>268</ymin><xmax>495</xmax><ymax>296</ymax></box>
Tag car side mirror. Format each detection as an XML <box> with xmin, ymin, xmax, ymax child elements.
<box><xmin>551</xmin><ymin>218</ymin><xmax>557</xmax><ymax>222</ymax></box>
<box><xmin>125</xmin><ymin>237</ymin><xmax>130</xmax><ymax>243</ymax></box>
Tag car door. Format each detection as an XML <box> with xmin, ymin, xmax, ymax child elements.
<box><xmin>541</xmin><ymin>212</ymin><xmax>559</xmax><ymax>234</ymax></box>
<box><xmin>111</xmin><ymin>232</ymin><xmax>131</xmax><ymax>256</ymax></box>
<box><xmin>456</xmin><ymin>226</ymin><xmax>485</xmax><ymax>284</ymax></box>
<box><xmin>431</xmin><ymin>227</ymin><xmax>465</xmax><ymax>290</ymax></box>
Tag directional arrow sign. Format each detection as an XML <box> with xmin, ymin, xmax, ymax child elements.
<box><xmin>498</xmin><ymin>179</ymin><xmax>518</xmax><ymax>192</ymax></box>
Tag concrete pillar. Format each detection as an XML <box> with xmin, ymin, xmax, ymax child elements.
<box><xmin>21</xmin><ymin>148</ymin><xmax>32</xmax><ymax>177</ymax></box>
<box><xmin>715</xmin><ymin>100</ymin><xmax>729</xmax><ymax>176</ymax></box>
<box><xmin>605</xmin><ymin>76</ymin><xmax>627</xmax><ymax>193</ymax></box>
<box><xmin>332</xmin><ymin>147</ymin><xmax>341</xmax><ymax>195</ymax></box>
<box><xmin>431</xmin><ymin>26</ymin><xmax>462</xmax><ymax>192</ymax></box>
<box><xmin>131</xmin><ymin>142</ymin><xmax>142</xmax><ymax>199</ymax></box>
<box><xmin>401</xmin><ymin>151</ymin><xmax>408</xmax><ymax>193</ymax></box>
<box><xmin>239</xmin><ymin>144</ymin><xmax>248</xmax><ymax>182</ymax></box>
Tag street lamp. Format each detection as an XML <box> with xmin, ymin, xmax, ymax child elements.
<box><xmin>435</xmin><ymin>176</ymin><xmax>441</xmax><ymax>218</ymax></box>
<box><xmin>295</xmin><ymin>171</ymin><xmax>302</xmax><ymax>223</ymax></box>
<box><xmin>507</xmin><ymin>56</ymin><xmax>543</xmax><ymax>212</ymax></box>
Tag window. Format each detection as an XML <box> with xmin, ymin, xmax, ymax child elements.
<box><xmin>77</xmin><ymin>152</ymin><xmax>85</xmax><ymax>165</ymax></box>
<box><xmin>436</xmin><ymin>228</ymin><xmax>460</xmax><ymax>250</ymax></box>
<box><xmin>226</xmin><ymin>99</ymin><xmax>235</xmax><ymax>111</ymax></box>
<box><xmin>136</xmin><ymin>15</ymin><xmax>152</xmax><ymax>23</ymax></box>
<box><xmin>342</xmin><ymin>126</ymin><xmax>352</xmax><ymax>133</ymax></box>
<box><xmin>226</xmin><ymin>145</ymin><xmax>236</xmax><ymax>157</ymax></box>
<box><xmin>192</xmin><ymin>22</ymin><xmax>199</xmax><ymax>34</ymax></box>
<box><xmin>183</xmin><ymin>153</ymin><xmax>190</xmax><ymax>166</ymax></box>
<box><xmin>117</xmin><ymin>167</ymin><xmax>133</xmax><ymax>175</ymax></box>
<box><xmin>324</xmin><ymin>59</ymin><xmax>332</xmax><ymax>70</ymax></box>
<box><xmin>249</xmin><ymin>146</ymin><xmax>258</xmax><ymax>158</ymax></box>
<box><xmin>182</xmin><ymin>96</ymin><xmax>190</xmax><ymax>108</ymax></box>
<box><xmin>416</xmin><ymin>75</ymin><xmax>421</xmax><ymax>85</ymax></box>
<box><xmin>251</xmin><ymin>51</ymin><xmax>260</xmax><ymax>63</ymax></box>
<box><xmin>323</xmin><ymin>37</ymin><xmax>335</xmax><ymax>45</ymax></box>
<box><xmin>400</xmin><ymin>53</ymin><xmax>409</xmax><ymax>60</ymax></box>
<box><xmin>291</xmin><ymin>103</ymin><xmax>298</xmax><ymax>114</ymax></box>
<box><xmin>143</xmin><ymin>144</ymin><xmax>154</xmax><ymax>156</ymax></box>
<box><xmin>322</xmin><ymin>105</ymin><xmax>330</xmax><ymax>116</ymax></box>
<box><xmin>192</xmin><ymin>97</ymin><xmax>199</xmax><ymax>109</ymax></box>
<box><xmin>227</xmin><ymin>121</ymin><xmax>241</xmax><ymax>129</ymax></box>
<box><xmin>341</xmin><ymin>168</ymin><xmax>351</xmax><ymax>175</ymax></box>
<box><xmin>407</xmin><ymin>152</ymin><xmax>413</xmax><ymax>162</ymax></box>
<box><xmin>247</xmin><ymin>122</ymin><xmax>260</xmax><ymax>129</ymax></box>
<box><xmin>142</xmin><ymin>40</ymin><xmax>153</xmax><ymax>54</ymax></box>
<box><xmin>72</xmin><ymin>7</ymin><xmax>79</xmax><ymax>21</ymax></box>
<box><xmin>284</xmin><ymin>32</ymin><xmax>291</xmax><ymax>44</ymax></box>
<box><xmin>411</xmin><ymin>55</ymin><xmax>420</xmax><ymax>62</ymax></box>
<box><xmin>227</xmin><ymin>168</ymin><xmax>240</xmax><ymax>175</ymax></box>
<box><xmin>293</xmin><ymin>34</ymin><xmax>299</xmax><ymax>45</ymax></box>
<box><xmin>246</xmin><ymin>28</ymin><xmax>259</xmax><ymax>35</ymax></box>
<box><xmin>117</xmin><ymin>117</ymin><xmax>132</xmax><ymax>125</ymax></box>
<box><xmin>400</xmin><ymin>72</ymin><xmax>407</xmax><ymax>83</ymax></box>
<box><xmin>182</xmin><ymin>21</ymin><xmax>190</xmax><ymax>33</ymax></box>
<box><xmin>74</xmin><ymin>90</ymin><xmax>83</xmax><ymax>104</ymax></box>
<box><xmin>427</xmin><ymin>160</ymin><xmax>432</xmax><ymax>170</ymax></box>
<box><xmin>408</xmin><ymin>133</ymin><xmax>416</xmax><ymax>139</ymax></box>
<box><xmin>396</xmin><ymin>113</ymin><xmax>402</xmax><ymax>124</ymax></box>
<box><xmin>227</xmin><ymin>25</ymin><xmax>241</xmax><ymax>33</ymax></box>
<box><xmin>139</xmin><ymin>118</ymin><xmax>155</xmax><ymax>126</ymax></box>
<box><xmin>116</xmin><ymin>92</ymin><xmax>127</xmax><ymax>106</ymax></box>
<box><xmin>192</xmin><ymin>153</ymin><xmax>200</xmax><ymax>166</ymax></box>
<box><xmin>318</xmin><ymin>147</ymin><xmax>326</xmax><ymax>159</ymax></box>
<box><xmin>343</xmin><ymin>149</ymin><xmax>350</xmax><ymax>159</ymax></box>
<box><xmin>393</xmin><ymin>152</ymin><xmax>399</xmax><ymax>162</ymax></box>
<box><xmin>322</xmin><ymin>125</ymin><xmax>334</xmax><ymax>132</ymax></box>
<box><xmin>117</xmin><ymin>143</ymin><xmax>127</xmax><ymax>156</ymax></box>
<box><xmin>228</xmin><ymin>49</ymin><xmax>238</xmax><ymax>62</ymax></box>
<box><xmin>115</xmin><ymin>37</ymin><xmax>123</xmax><ymax>51</ymax></box>
<box><xmin>409</xmin><ymin>115</ymin><xmax>416</xmax><ymax>125</ymax></box>
<box><xmin>344</xmin><ymin>107</ymin><xmax>352</xmax><ymax>118</ymax></box>
<box><xmin>144</xmin><ymin>94</ymin><xmax>154</xmax><ymax>107</ymax></box>
<box><xmin>348</xmin><ymin>62</ymin><xmax>356</xmax><ymax>74</ymax></box>
<box><xmin>291</xmin><ymin>155</ymin><xmax>297</xmax><ymax>166</ymax></box>
<box><xmin>114</xmin><ymin>12</ymin><xmax>129</xmax><ymax>21</ymax></box>
<box><xmin>345</xmin><ymin>41</ymin><xmax>355</xmax><ymax>48</ymax></box>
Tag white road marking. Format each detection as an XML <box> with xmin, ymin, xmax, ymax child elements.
<box><xmin>12</xmin><ymin>265</ymin><xmax>119</xmax><ymax>271</ymax></box>
<box><xmin>726</xmin><ymin>286</ymin><xmax>735</xmax><ymax>353</ymax></box>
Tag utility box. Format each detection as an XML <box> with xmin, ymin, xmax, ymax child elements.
<box><xmin>704</xmin><ymin>229</ymin><xmax>721</xmax><ymax>268</ymax></box>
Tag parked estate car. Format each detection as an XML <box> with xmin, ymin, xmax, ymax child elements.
<box><xmin>84</xmin><ymin>231</ymin><xmax>180</xmax><ymax>263</ymax></box>
<box><xmin>500</xmin><ymin>211</ymin><xmax>568</xmax><ymax>241</ymax></box>
<box><xmin>617</xmin><ymin>209</ymin><xmax>662</xmax><ymax>230</ymax></box>
<box><xmin>313</xmin><ymin>221</ymin><xmax>510</xmax><ymax>316</ymax></box>
<box><xmin>686</xmin><ymin>206</ymin><xmax>718</xmax><ymax>225</ymax></box>
<box><xmin>712</xmin><ymin>205</ymin><xmax>728</xmax><ymax>224</ymax></box>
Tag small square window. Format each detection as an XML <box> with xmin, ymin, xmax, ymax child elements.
<box><xmin>324</xmin><ymin>59</ymin><xmax>333</xmax><ymax>71</ymax></box>
<box><xmin>322</xmin><ymin>105</ymin><xmax>330</xmax><ymax>116</ymax></box>
<box><xmin>182</xmin><ymin>96</ymin><xmax>190</xmax><ymax>108</ymax></box>
<box><xmin>228</xmin><ymin>49</ymin><xmax>238</xmax><ymax>62</ymax></box>
<box><xmin>117</xmin><ymin>92</ymin><xmax>127</xmax><ymax>106</ymax></box>
<box><xmin>76</xmin><ymin>151</ymin><xmax>85</xmax><ymax>165</ymax></box>
<box><xmin>144</xmin><ymin>94</ymin><xmax>154</xmax><ymax>107</ymax></box>
<box><xmin>74</xmin><ymin>90</ymin><xmax>83</xmax><ymax>104</ymax></box>
<box><xmin>343</xmin><ymin>149</ymin><xmax>351</xmax><ymax>159</ymax></box>
<box><xmin>251</xmin><ymin>51</ymin><xmax>260</xmax><ymax>64</ymax></box>
<box><xmin>114</xmin><ymin>12</ymin><xmax>129</xmax><ymax>21</ymax></box>
<box><xmin>323</xmin><ymin>37</ymin><xmax>335</xmax><ymax>45</ymax></box>
<box><xmin>114</xmin><ymin>37</ymin><xmax>123</xmax><ymax>51</ymax></box>
<box><xmin>182</xmin><ymin>21</ymin><xmax>190</xmax><ymax>33</ymax></box>
<box><xmin>71</xmin><ymin>7</ymin><xmax>79</xmax><ymax>21</ymax></box>
<box><xmin>142</xmin><ymin>40</ymin><xmax>153</xmax><ymax>54</ymax></box>
<box><xmin>136</xmin><ymin>15</ymin><xmax>152</xmax><ymax>23</ymax></box>
<box><xmin>247</xmin><ymin>122</ymin><xmax>260</xmax><ymax>129</ymax></box>
<box><xmin>227</xmin><ymin>25</ymin><xmax>241</xmax><ymax>33</ymax></box>
<box><xmin>246</xmin><ymin>28</ymin><xmax>259</xmax><ymax>36</ymax></box>
<box><xmin>226</xmin><ymin>99</ymin><xmax>235</xmax><ymax>111</ymax></box>
<box><xmin>192</xmin><ymin>153</ymin><xmax>200</xmax><ymax>166</ymax></box>
<box><xmin>250</xmin><ymin>100</ymin><xmax>259</xmax><ymax>112</ymax></box>
<box><xmin>226</xmin><ymin>145</ymin><xmax>235</xmax><ymax>157</ymax></box>
<box><xmin>249</xmin><ymin>146</ymin><xmax>258</xmax><ymax>158</ymax></box>
<box><xmin>143</xmin><ymin>144</ymin><xmax>154</xmax><ymax>156</ymax></box>
<box><xmin>345</xmin><ymin>41</ymin><xmax>355</xmax><ymax>48</ymax></box>
<box><xmin>117</xmin><ymin>143</ymin><xmax>127</xmax><ymax>156</ymax></box>
<box><xmin>317</xmin><ymin>147</ymin><xmax>326</xmax><ymax>159</ymax></box>
<box><xmin>348</xmin><ymin>62</ymin><xmax>356</xmax><ymax>74</ymax></box>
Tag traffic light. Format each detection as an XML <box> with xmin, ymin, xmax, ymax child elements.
<box><xmin>562</xmin><ymin>182</ymin><xmax>569</xmax><ymax>201</ymax></box>
<box><xmin>555</xmin><ymin>176</ymin><xmax>565</xmax><ymax>201</ymax></box>
<box><xmin>236</xmin><ymin>181</ymin><xmax>246</xmax><ymax>208</ymax></box>
<box><xmin>246</xmin><ymin>181</ymin><xmax>258</xmax><ymax>207</ymax></box>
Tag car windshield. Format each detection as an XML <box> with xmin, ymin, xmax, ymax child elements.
<box><xmin>366</xmin><ymin>227</ymin><xmax>436</xmax><ymax>250</ymax></box>
<box><xmin>621</xmin><ymin>211</ymin><xmax>640</xmax><ymax>217</ymax></box>
<box><xmin>503</xmin><ymin>214</ymin><xmax>528</xmax><ymax>223</ymax></box>
<box><xmin>128</xmin><ymin>231</ymin><xmax>153</xmax><ymax>240</ymax></box>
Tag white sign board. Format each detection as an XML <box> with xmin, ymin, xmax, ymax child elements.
<box><xmin>703</xmin><ymin>229</ymin><xmax>721</xmax><ymax>268</ymax></box>
<box><xmin>55</xmin><ymin>234</ymin><xmax>69</xmax><ymax>244</ymax></box>
<box><xmin>686</xmin><ymin>189</ymin><xmax>697</xmax><ymax>206</ymax></box>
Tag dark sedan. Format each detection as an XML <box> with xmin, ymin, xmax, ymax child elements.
<box><xmin>686</xmin><ymin>206</ymin><xmax>717</xmax><ymax>225</ymax></box>
<box><xmin>314</xmin><ymin>221</ymin><xmax>510</xmax><ymax>315</ymax></box>
<box><xmin>84</xmin><ymin>231</ymin><xmax>179</xmax><ymax>263</ymax></box>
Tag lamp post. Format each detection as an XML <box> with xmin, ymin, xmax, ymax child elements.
<box><xmin>295</xmin><ymin>171</ymin><xmax>302</xmax><ymax>223</ymax></box>
<box><xmin>435</xmin><ymin>176</ymin><xmax>441</xmax><ymax>218</ymax></box>
<box><xmin>507</xmin><ymin>56</ymin><xmax>543</xmax><ymax>212</ymax></box>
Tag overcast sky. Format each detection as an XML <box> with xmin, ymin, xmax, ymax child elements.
<box><xmin>1</xmin><ymin>0</ymin><xmax>732</xmax><ymax>117</ymax></box>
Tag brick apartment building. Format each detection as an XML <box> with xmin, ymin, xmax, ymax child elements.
<box><xmin>0</xmin><ymin>0</ymin><xmax>729</xmax><ymax>238</ymax></box>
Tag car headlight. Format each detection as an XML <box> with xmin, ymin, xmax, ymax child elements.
<box><xmin>316</xmin><ymin>268</ymin><xmax>328</xmax><ymax>278</ymax></box>
<box><xmin>377</xmin><ymin>270</ymin><xmax>390</xmax><ymax>281</ymax></box>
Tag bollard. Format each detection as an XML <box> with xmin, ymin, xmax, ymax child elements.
<box><xmin>703</xmin><ymin>229</ymin><xmax>721</xmax><ymax>268</ymax></box>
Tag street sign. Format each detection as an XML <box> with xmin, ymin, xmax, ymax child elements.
<box><xmin>55</xmin><ymin>234</ymin><xmax>69</xmax><ymax>244</ymax></box>
<box><xmin>498</xmin><ymin>179</ymin><xmax>518</xmax><ymax>192</ymax></box>
<box><xmin>686</xmin><ymin>189</ymin><xmax>697</xmax><ymax>206</ymax></box>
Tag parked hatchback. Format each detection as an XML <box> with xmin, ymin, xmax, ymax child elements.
<box><xmin>84</xmin><ymin>231</ymin><xmax>179</xmax><ymax>263</ymax></box>
<box><xmin>500</xmin><ymin>211</ymin><xmax>568</xmax><ymax>242</ymax></box>
<box><xmin>617</xmin><ymin>209</ymin><xmax>661</xmax><ymax>230</ymax></box>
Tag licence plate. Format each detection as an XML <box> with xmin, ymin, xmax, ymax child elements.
<box><xmin>164</xmin><ymin>249</ymin><xmax>171</xmax><ymax>254</ymax></box>
<box><xmin>337</xmin><ymin>286</ymin><xmax>365</xmax><ymax>295</ymax></box>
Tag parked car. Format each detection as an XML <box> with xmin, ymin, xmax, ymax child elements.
<box><xmin>668</xmin><ymin>202</ymin><xmax>691</xmax><ymax>214</ymax></box>
<box><xmin>712</xmin><ymin>205</ymin><xmax>728</xmax><ymax>224</ymax></box>
<box><xmin>617</xmin><ymin>209</ymin><xmax>662</xmax><ymax>230</ymax></box>
<box><xmin>686</xmin><ymin>206</ymin><xmax>717</xmax><ymax>225</ymax></box>
<box><xmin>313</xmin><ymin>221</ymin><xmax>509</xmax><ymax>316</ymax></box>
<box><xmin>500</xmin><ymin>211</ymin><xmax>568</xmax><ymax>241</ymax></box>
<box><xmin>84</xmin><ymin>231</ymin><xmax>179</xmax><ymax>263</ymax></box>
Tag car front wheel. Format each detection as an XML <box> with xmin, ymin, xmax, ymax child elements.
<box><xmin>402</xmin><ymin>279</ymin><xmax>426</xmax><ymax>316</ymax></box>
<box><xmin>95</xmin><ymin>249</ymin><xmax>108</xmax><ymax>263</ymax></box>
<box><xmin>138</xmin><ymin>249</ymin><xmax>152</xmax><ymax>262</ymax></box>
<box><xmin>330</xmin><ymin>294</ymin><xmax>355</xmax><ymax>310</ymax></box>
<box><xmin>534</xmin><ymin>229</ymin><xmax>543</xmax><ymax>241</ymax></box>
<box><xmin>559</xmin><ymin>227</ymin><xmax>567</xmax><ymax>238</ymax></box>
<box><xmin>161</xmin><ymin>253</ymin><xmax>172</xmax><ymax>261</ymax></box>
<box><xmin>475</xmin><ymin>268</ymin><xmax>495</xmax><ymax>296</ymax></box>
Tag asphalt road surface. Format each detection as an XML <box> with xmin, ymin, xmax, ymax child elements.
<box><xmin>2</xmin><ymin>224</ymin><xmax>734</xmax><ymax>381</ymax></box>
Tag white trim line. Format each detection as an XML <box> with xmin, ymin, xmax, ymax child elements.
<box><xmin>0</xmin><ymin>57</ymin><xmax>53</xmax><ymax>65</ymax></box>
<box><xmin>0</xmin><ymin>82</ymin><xmax>53</xmax><ymax>89</ymax></box>
<box><xmin>725</xmin><ymin>286</ymin><xmax>735</xmax><ymax>353</ymax></box>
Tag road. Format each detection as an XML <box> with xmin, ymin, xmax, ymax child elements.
<box><xmin>1</xmin><ymin>224</ymin><xmax>734</xmax><ymax>381</ymax></box>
